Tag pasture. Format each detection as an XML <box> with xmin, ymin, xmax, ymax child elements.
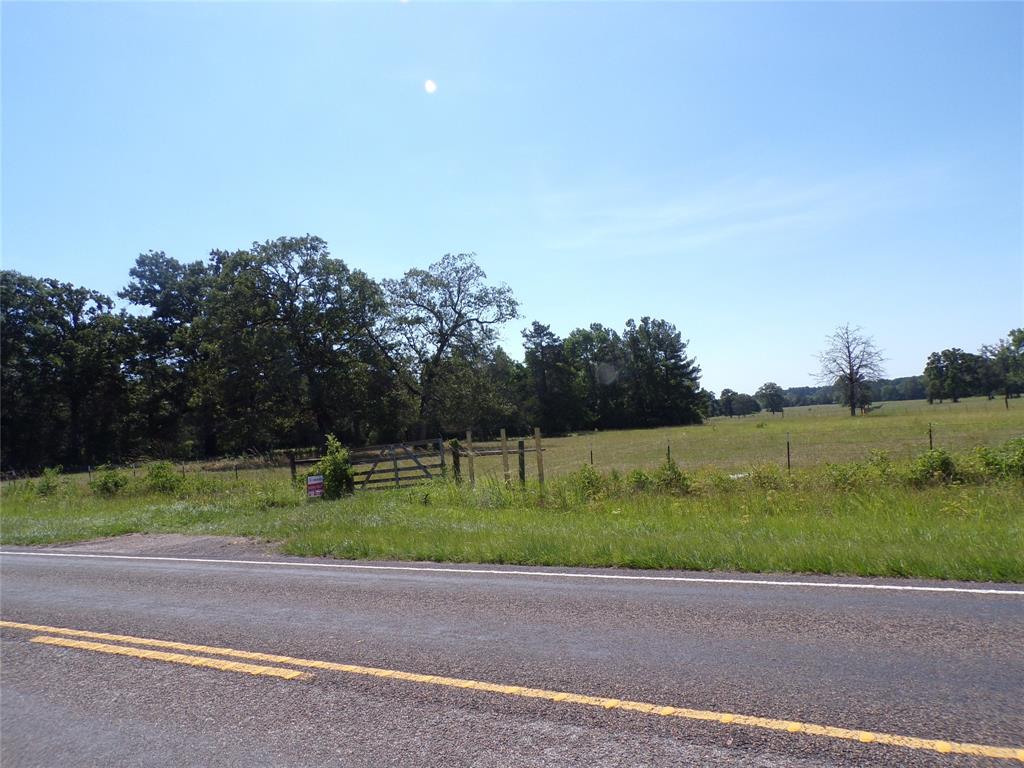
<box><xmin>1</xmin><ymin>397</ymin><xmax>1021</xmax><ymax>582</ymax></box>
<box><xmin>469</xmin><ymin>396</ymin><xmax>1024</xmax><ymax>479</ymax></box>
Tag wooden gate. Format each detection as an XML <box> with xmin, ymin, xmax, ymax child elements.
<box><xmin>349</xmin><ymin>438</ymin><xmax>446</xmax><ymax>490</ymax></box>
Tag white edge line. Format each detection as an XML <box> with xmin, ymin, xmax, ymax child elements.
<box><xmin>1</xmin><ymin>550</ymin><xmax>1022</xmax><ymax>596</ymax></box>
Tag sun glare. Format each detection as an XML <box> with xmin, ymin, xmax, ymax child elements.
<box><xmin>424</xmin><ymin>79</ymin><xmax>438</xmax><ymax>94</ymax></box>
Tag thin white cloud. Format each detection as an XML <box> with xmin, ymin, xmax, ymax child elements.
<box><xmin>534</xmin><ymin>167</ymin><xmax>947</xmax><ymax>257</ymax></box>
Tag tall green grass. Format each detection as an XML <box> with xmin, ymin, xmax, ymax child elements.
<box><xmin>2</xmin><ymin>448</ymin><xmax>1021</xmax><ymax>582</ymax></box>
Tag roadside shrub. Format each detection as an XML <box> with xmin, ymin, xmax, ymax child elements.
<box><xmin>89</xmin><ymin>465</ymin><xmax>128</xmax><ymax>496</ymax></box>
<box><xmin>1004</xmin><ymin>438</ymin><xmax>1024</xmax><ymax>478</ymax></box>
<box><xmin>35</xmin><ymin>466</ymin><xmax>65</xmax><ymax>497</ymax></box>
<box><xmin>971</xmin><ymin>438</ymin><xmax>1024</xmax><ymax>480</ymax></box>
<box><xmin>750</xmin><ymin>463</ymin><xmax>786</xmax><ymax>491</ymax></box>
<box><xmin>695</xmin><ymin>468</ymin><xmax>739</xmax><ymax>494</ymax></box>
<box><xmin>823</xmin><ymin>462</ymin><xmax>859</xmax><ymax>491</ymax></box>
<box><xmin>605</xmin><ymin>468</ymin><xmax>625</xmax><ymax>497</ymax></box>
<box><xmin>568</xmin><ymin>463</ymin><xmax>606</xmax><ymax>501</ymax></box>
<box><xmin>653</xmin><ymin>457</ymin><xmax>692</xmax><ymax>494</ymax></box>
<box><xmin>144</xmin><ymin>461</ymin><xmax>183</xmax><ymax>494</ymax></box>
<box><xmin>314</xmin><ymin>434</ymin><xmax>354</xmax><ymax>499</ymax></box>
<box><xmin>973</xmin><ymin>446</ymin><xmax>1006</xmax><ymax>479</ymax></box>
<box><xmin>182</xmin><ymin>472</ymin><xmax>220</xmax><ymax>496</ymax></box>
<box><xmin>863</xmin><ymin>450</ymin><xmax>894</xmax><ymax>481</ymax></box>
<box><xmin>626</xmin><ymin>468</ymin><xmax>652</xmax><ymax>493</ymax></box>
<box><xmin>907</xmin><ymin>449</ymin><xmax>959</xmax><ymax>486</ymax></box>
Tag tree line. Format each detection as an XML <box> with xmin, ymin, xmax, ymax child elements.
<box><xmin>704</xmin><ymin>327</ymin><xmax>1023</xmax><ymax>417</ymax></box>
<box><xmin>1</xmin><ymin>237</ymin><xmax>705</xmax><ymax>470</ymax></box>
<box><xmin>923</xmin><ymin>332</ymin><xmax>1024</xmax><ymax>404</ymax></box>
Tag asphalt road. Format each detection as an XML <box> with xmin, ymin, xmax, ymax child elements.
<box><xmin>1</xmin><ymin>539</ymin><xmax>1022</xmax><ymax>767</ymax></box>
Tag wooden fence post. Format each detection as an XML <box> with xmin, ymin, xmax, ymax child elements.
<box><xmin>452</xmin><ymin>444</ymin><xmax>462</xmax><ymax>484</ymax></box>
<box><xmin>534</xmin><ymin>427</ymin><xmax>544</xmax><ymax>487</ymax></box>
<box><xmin>390</xmin><ymin>445</ymin><xmax>400</xmax><ymax>488</ymax></box>
<box><xmin>517</xmin><ymin>440</ymin><xmax>526</xmax><ymax>486</ymax></box>
<box><xmin>466</xmin><ymin>430</ymin><xmax>476</xmax><ymax>487</ymax></box>
<box><xmin>289</xmin><ymin>453</ymin><xmax>297</xmax><ymax>481</ymax></box>
<box><xmin>500</xmin><ymin>428</ymin><xmax>511</xmax><ymax>485</ymax></box>
<box><xmin>438</xmin><ymin>437</ymin><xmax>446</xmax><ymax>477</ymax></box>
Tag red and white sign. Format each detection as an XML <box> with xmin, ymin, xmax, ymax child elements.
<box><xmin>306</xmin><ymin>474</ymin><xmax>324</xmax><ymax>498</ymax></box>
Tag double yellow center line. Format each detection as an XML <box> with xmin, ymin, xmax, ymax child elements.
<box><xmin>2</xmin><ymin>619</ymin><xmax>1021</xmax><ymax>762</ymax></box>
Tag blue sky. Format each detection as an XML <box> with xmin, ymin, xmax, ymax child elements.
<box><xmin>2</xmin><ymin>1</ymin><xmax>1021</xmax><ymax>394</ymax></box>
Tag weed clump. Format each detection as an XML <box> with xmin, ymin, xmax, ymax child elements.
<box><xmin>750</xmin><ymin>463</ymin><xmax>787</xmax><ymax>491</ymax></box>
<box><xmin>144</xmin><ymin>461</ymin><xmax>183</xmax><ymax>494</ymax></box>
<box><xmin>567</xmin><ymin>463</ymin><xmax>606</xmax><ymax>500</ymax></box>
<box><xmin>907</xmin><ymin>449</ymin><xmax>960</xmax><ymax>486</ymax></box>
<box><xmin>653</xmin><ymin>457</ymin><xmax>692</xmax><ymax>494</ymax></box>
<box><xmin>35</xmin><ymin>466</ymin><xmax>66</xmax><ymax>497</ymax></box>
<box><xmin>972</xmin><ymin>438</ymin><xmax>1024</xmax><ymax>480</ymax></box>
<box><xmin>626</xmin><ymin>468</ymin><xmax>653</xmax><ymax>493</ymax></box>
<box><xmin>89</xmin><ymin>466</ymin><xmax>128</xmax><ymax>496</ymax></box>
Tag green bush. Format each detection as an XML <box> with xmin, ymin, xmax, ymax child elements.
<box><xmin>907</xmin><ymin>449</ymin><xmax>959</xmax><ymax>486</ymax></box>
<box><xmin>971</xmin><ymin>438</ymin><xmax>1024</xmax><ymax>480</ymax></box>
<box><xmin>605</xmin><ymin>468</ymin><xmax>625</xmax><ymax>496</ymax></box>
<box><xmin>626</xmin><ymin>468</ymin><xmax>652</xmax><ymax>493</ymax></box>
<box><xmin>1003</xmin><ymin>438</ymin><xmax>1024</xmax><ymax>478</ymax></box>
<box><xmin>863</xmin><ymin>450</ymin><xmax>894</xmax><ymax>481</ymax></box>
<box><xmin>35</xmin><ymin>466</ymin><xmax>65</xmax><ymax>497</ymax></box>
<box><xmin>89</xmin><ymin>466</ymin><xmax>128</xmax><ymax>496</ymax></box>
<box><xmin>823</xmin><ymin>462</ymin><xmax>859</xmax><ymax>490</ymax></box>
<box><xmin>311</xmin><ymin>434</ymin><xmax>354</xmax><ymax>499</ymax></box>
<box><xmin>144</xmin><ymin>461</ymin><xmax>183</xmax><ymax>494</ymax></box>
<box><xmin>653</xmin><ymin>457</ymin><xmax>692</xmax><ymax>494</ymax></box>
<box><xmin>750</xmin><ymin>463</ymin><xmax>786</xmax><ymax>491</ymax></box>
<box><xmin>568</xmin><ymin>463</ymin><xmax>605</xmax><ymax>500</ymax></box>
<box><xmin>695</xmin><ymin>469</ymin><xmax>740</xmax><ymax>494</ymax></box>
<box><xmin>815</xmin><ymin>451</ymin><xmax>892</xmax><ymax>490</ymax></box>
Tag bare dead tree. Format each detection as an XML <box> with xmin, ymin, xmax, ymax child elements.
<box><xmin>817</xmin><ymin>324</ymin><xmax>886</xmax><ymax>416</ymax></box>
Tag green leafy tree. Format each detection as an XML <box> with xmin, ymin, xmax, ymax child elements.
<box><xmin>719</xmin><ymin>388</ymin><xmax>737</xmax><ymax>417</ymax></box>
<box><xmin>564</xmin><ymin>323</ymin><xmax>629</xmax><ymax>429</ymax></box>
<box><xmin>755</xmin><ymin>382</ymin><xmax>787</xmax><ymax>414</ymax></box>
<box><xmin>522</xmin><ymin>321</ymin><xmax>586</xmax><ymax>433</ymax></box>
<box><xmin>924</xmin><ymin>351</ymin><xmax>946</xmax><ymax>403</ymax></box>
<box><xmin>379</xmin><ymin>253</ymin><xmax>519</xmax><ymax>437</ymax></box>
<box><xmin>732</xmin><ymin>392</ymin><xmax>762</xmax><ymax>416</ymax></box>
<box><xmin>622</xmin><ymin>317</ymin><xmax>703</xmax><ymax>426</ymax></box>
<box><xmin>982</xmin><ymin>329</ymin><xmax>1024</xmax><ymax>404</ymax></box>
<box><xmin>1</xmin><ymin>271</ymin><xmax>131</xmax><ymax>469</ymax></box>
<box><xmin>119</xmin><ymin>251</ymin><xmax>213</xmax><ymax>456</ymax></box>
<box><xmin>194</xmin><ymin>236</ymin><xmax>388</xmax><ymax>452</ymax></box>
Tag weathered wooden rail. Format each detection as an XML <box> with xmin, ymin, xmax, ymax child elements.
<box><xmin>289</xmin><ymin>429</ymin><xmax>546</xmax><ymax>491</ymax></box>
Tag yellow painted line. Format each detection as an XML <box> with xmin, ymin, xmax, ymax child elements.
<box><xmin>3</xmin><ymin>620</ymin><xmax>1021</xmax><ymax>762</ymax></box>
<box><xmin>29</xmin><ymin>635</ymin><xmax>310</xmax><ymax>680</ymax></box>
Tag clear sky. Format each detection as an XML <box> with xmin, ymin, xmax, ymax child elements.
<box><xmin>2</xmin><ymin>1</ymin><xmax>1021</xmax><ymax>394</ymax></box>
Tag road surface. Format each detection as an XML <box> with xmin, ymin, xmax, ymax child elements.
<box><xmin>1</xmin><ymin>537</ymin><xmax>1022</xmax><ymax>767</ymax></box>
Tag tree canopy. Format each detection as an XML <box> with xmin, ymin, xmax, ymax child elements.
<box><xmin>1</xmin><ymin>244</ymin><xmax>709</xmax><ymax>470</ymax></box>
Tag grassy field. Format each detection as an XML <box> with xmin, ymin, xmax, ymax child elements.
<box><xmin>1</xmin><ymin>397</ymin><xmax>1021</xmax><ymax>582</ymax></box>
<box><xmin>1</xmin><ymin>471</ymin><xmax>1021</xmax><ymax>582</ymax></box>
<box><xmin>471</xmin><ymin>396</ymin><xmax>1024</xmax><ymax>479</ymax></box>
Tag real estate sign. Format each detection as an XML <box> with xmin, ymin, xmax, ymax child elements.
<box><xmin>306</xmin><ymin>474</ymin><xmax>324</xmax><ymax>498</ymax></box>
